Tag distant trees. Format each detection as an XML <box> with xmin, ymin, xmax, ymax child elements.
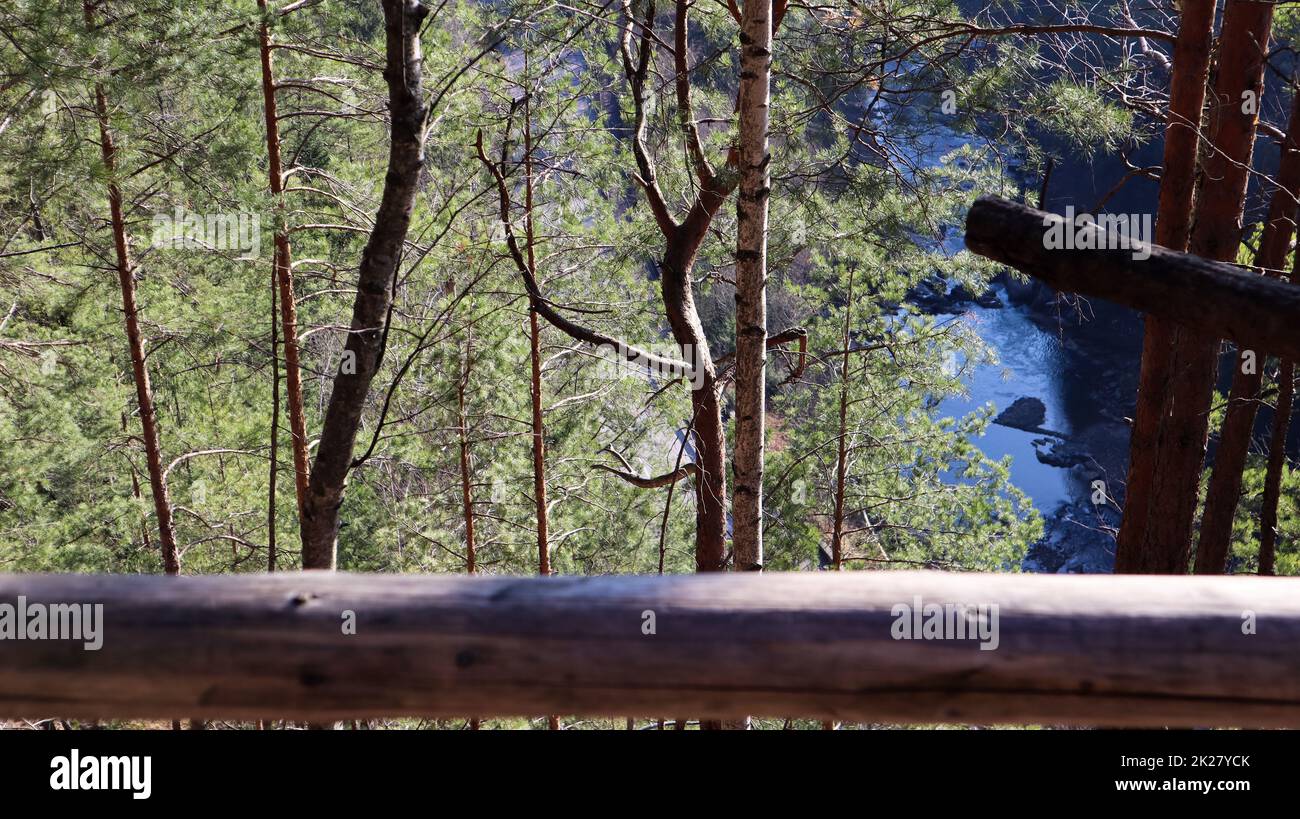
<box><xmin>9</xmin><ymin>0</ymin><xmax>1299</xmax><ymax>592</ymax></box>
<box><xmin>769</xmin><ymin>245</ymin><xmax>1040</xmax><ymax>573</ymax></box>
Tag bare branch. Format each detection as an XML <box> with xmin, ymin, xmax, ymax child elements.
<box><xmin>594</xmin><ymin>460</ymin><xmax>699</xmax><ymax>488</ymax></box>
<box><xmin>475</xmin><ymin>129</ymin><xmax>696</xmax><ymax>380</ymax></box>
<box><xmin>620</xmin><ymin>0</ymin><xmax>677</xmax><ymax>236</ymax></box>
<box><xmin>675</xmin><ymin>0</ymin><xmax>714</xmax><ymax>187</ymax></box>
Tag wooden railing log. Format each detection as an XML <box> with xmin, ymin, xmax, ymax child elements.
<box><xmin>1</xmin><ymin>571</ymin><xmax>1298</xmax><ymax>726</ymax></box>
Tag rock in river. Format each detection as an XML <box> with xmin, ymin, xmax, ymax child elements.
<box><xmin>1033</xmin><ymin>438</ymin><xmax>1092</xmax><ymax>468</ymax></box>
<box><xmin>993</xmin><ymin>396</ymin><xmax>1047</xmax><ymax>433</ymax></box>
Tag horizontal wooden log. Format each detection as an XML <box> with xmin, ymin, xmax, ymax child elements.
<box><xmin>1</xmin><ymin>571</ymin><xmax>1299</xmax><ymax>726</ymax></box>
<box><xmin>965</xmin><ymin>195</ymin><xmax>1300</xmax><ymax>358</ymax></box>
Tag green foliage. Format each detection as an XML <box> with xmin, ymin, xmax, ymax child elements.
<box><xmin>1228</xmin><ymin>455</ymin><xmax>1300</xmax><ymax>576</ymax></box>
<box><xmin>0</xmin><ymin>0</ymin><xmax>1175</xmax><ymax>585</ymax></box>
<box><xmin>1030</xmin><ymin>81</ymin><xmax>1136</xmax><ymax>156</ymax></box>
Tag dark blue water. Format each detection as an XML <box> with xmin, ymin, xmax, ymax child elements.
<box><xmin>937</xmin><ymin>293</ymin><xmax>1075</xmax><ymax>513</ymax></box>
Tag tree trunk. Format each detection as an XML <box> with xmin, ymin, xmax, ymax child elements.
<box><xmin>1258</xmin><ymin>359</ymin><xmax>1292</xmax><ymax>575</ymax></box>
<box><xmin>522</xmin><ymin>80</ymin><xmax>558</xmax><ymax>731</ymax></box>
<box><xmin>300</xmin><ymin>0</ymin><xmax>429</xmax><ymax>569</ymax></box>
<box><xmin>268</xmin><ymin>240</ymin><xmax>280</xmax><ymax>573</ymax></box>
<box><xmin>1195</xmin><ymin>84</ymin><xmax>1300</xmax><ymax>573</ymax></box>
<box><xmin>664</xmin><ymin>231</ymin><xmax>728</xmax><ymax>573</ymax></box>
<box><xmin>732</xmin><ymin>0</ymin><xmax>774</xmax><ymax>573</ymax></box>
<box><xmin>1122</xmin><ymin>0</ymin><xmax>1272</xmax><ymax>573</ymax></box>
<box><xmin>1116</xmin><ymin>0</ymin><xmax>1215</xmax><ymax>573</ymax></box>
<box><xmin>830</xmin><ymin>268</ymin><xmax>854</xmax><ymax>571</ymax></box>
<box><xmin>522</xmin><ymin>76</ymin><xmax>550</xmax><ymax>577</ymax></box>
<box><xmin>257</xmin><ymin>0</ymin><xmax>312</xmax><ymax>533</ymax></box>
<box><xmin>629</xmin><ymin>0</ymin><xmax>736</xmax><ymax>575</ymax></box>
<box><xmin>85</xmin><ymin>1</ymin><xmax>179</xmax><ymax>576</ymax></box>
<box><xmin>529</xmin><ymin>306</ymin><xmax>548</xmax><ymax>575</ymax></box>
<box><xmin>457</xmin><ymin>340</ymin><xmax>476</xmax><ymax>575</ymax></box>
<box><xmin>460</xmin><ymin>339</ymin><xmax>477</xmax><ymax>732</ymax></box>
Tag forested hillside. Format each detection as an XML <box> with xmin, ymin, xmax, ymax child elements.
<box><xmin>3</xmin><ymin>0</ymin><xmax>1300</xmax><ymax>729</ymax></box>
<box><xmin>1</xmin><ymin>0</ymin><xmax>1068</xmax><ymax>577</ymax></box>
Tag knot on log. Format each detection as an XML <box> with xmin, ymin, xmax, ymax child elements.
<box><xmin>289</xmin><ymin>592</ymin><xmax>318</xmax><ymax>609</ymax></box>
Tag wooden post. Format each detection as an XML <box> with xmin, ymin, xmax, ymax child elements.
<box><xmin>2</xmin><ymin>571</ymin><xmax>1299</xmax><ymax>727</ymax></box>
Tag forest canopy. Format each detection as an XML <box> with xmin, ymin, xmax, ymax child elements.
<box><xmin>0</xmin><ymin>0</ymin><xmax>1295</xmax><ymax>588</ymax></box>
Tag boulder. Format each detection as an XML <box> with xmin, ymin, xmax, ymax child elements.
<box><xmin>1033</xmin><ymin>438</ymin><xmax>1092</xmax><ymax>468</ymax></box>
<box><xmin>993</xmin><ymin>396</ymin><xmax>1047</xmax><ymax>432</ymax></box>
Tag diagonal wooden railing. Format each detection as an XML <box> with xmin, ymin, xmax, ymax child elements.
<box><xmin>1</xmin><ymin>571</ymin><xmax>1298</xmax><ymax>727</ymax></box>
<box><xmin>965</xmin><ymin>195</ymin><xmax>1300</xmax><ymax>360</ymax></box>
